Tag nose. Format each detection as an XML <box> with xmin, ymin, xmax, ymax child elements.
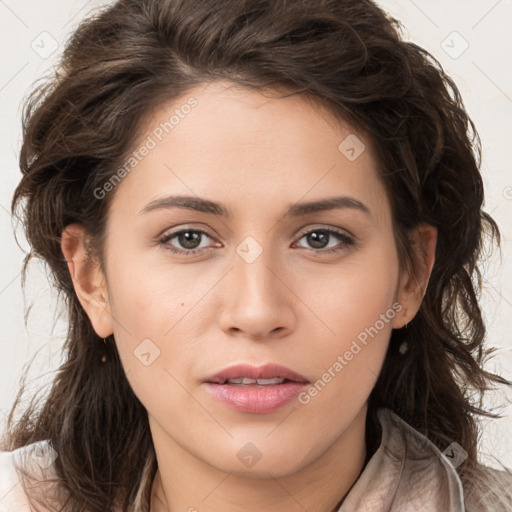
<box><xmin>217</xmin><ymin>240</ymin><xmax>296</xmax><ymax>341</ymax></box>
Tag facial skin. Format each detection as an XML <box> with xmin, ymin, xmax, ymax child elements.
<box><xmin>61</xmin><ymin>80</ymin><xmax>437</xmax><ymax>512</ymax></box>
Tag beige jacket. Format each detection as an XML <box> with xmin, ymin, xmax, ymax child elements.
<box><xmin>338</xmin><ymin>408</ymin><xmax>512</xmax><ymax>512</ymax></box>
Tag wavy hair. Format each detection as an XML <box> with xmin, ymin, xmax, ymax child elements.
<box><xmin>3</xmin><ymin>0</ymin><xmax>511</xmax><ymax>510</ymax></box>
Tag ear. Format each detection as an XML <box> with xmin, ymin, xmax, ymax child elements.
<box><xmin>61</xmin><ymin>223</ymin><xmax>114</xmax><ymax>338</ymax></box>
<box><xmin>392</xmin><ymin>223</ymin><xmax>437</xmax><ymax>329</ymax></box>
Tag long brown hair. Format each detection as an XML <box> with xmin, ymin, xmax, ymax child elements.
<box><xmin>3</xmin><ymin>0</ymin><xmax>511</xmax><ymax>510</ymax></box>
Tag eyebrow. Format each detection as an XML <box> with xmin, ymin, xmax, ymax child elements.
<box><xmin>139</xmin><ymin>194</ymin><xmax>371</xmax><ymax>218</ymax></box>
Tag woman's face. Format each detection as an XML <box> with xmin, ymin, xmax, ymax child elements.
<box><xmin>68</xmin><ymin>80</ymin><xmax>430</xmax><ymax>478</ymax></box>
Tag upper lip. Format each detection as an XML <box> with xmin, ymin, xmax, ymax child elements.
<box><xmin>205</xmin><ymin>363</ymin><xmax>310</xmax><ymax>384</ymax></box>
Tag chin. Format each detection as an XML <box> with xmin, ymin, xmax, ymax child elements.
<box><xmin>205</xmin><ymin>441</ymin><xmax>317</xmax><ymax>479</ymax></box>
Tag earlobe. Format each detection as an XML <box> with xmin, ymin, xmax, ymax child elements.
<box><xmin>392</xmin><ymin>223</ymin><xmax>438</xmax><ymax>329</ymax></box>
<box><xmin>61</xmin><ymin>223</ymin><xmax>114</xmax><ymax>338</ymax></box>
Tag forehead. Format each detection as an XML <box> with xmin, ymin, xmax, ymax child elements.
<box><xmin>134</xmin><ymin>80</ymin><xmax>369</xmax><ymax>160</ymax></box>
<box><xmin>107</xmin><ymin>80</ymin><xmax>390</xmax><ymax>224</ymax></box>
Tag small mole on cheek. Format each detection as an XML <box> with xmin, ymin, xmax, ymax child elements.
<box><xmin>180</xmin><ymin>303</ymin><xmax>184</xmax><ymax>306</ymax></box>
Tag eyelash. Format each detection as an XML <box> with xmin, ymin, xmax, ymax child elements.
<box><xmin>157</xmin><ymin>227</ymin><xmax>355</xmax><ymax>257</ymax></box>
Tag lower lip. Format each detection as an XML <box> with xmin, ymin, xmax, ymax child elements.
<box><xmin>203</xmin><ymin>382</ymin><xmax>308</xmax><ymax>413</ymax></box>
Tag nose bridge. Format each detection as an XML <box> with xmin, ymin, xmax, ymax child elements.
<box><xmin>218</xmin><ymin>234</ymin><xmax>294</xmax><ymax>338</ymax></box>
<box><xmin>232</xmin><ymin>234</ymin><xmax>281</xmax><ymax>304</ymax></box>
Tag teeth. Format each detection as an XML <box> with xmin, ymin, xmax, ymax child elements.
<box><xmin>225</xmin><ymin>377</ymin><xmax>286</xmax><ymax>385</ymax></box>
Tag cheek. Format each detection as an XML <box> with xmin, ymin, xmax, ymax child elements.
<box><xmin>105</xmin><ymin>265</ymin><xmax>193</xmax><ymax>418</ymax></box>
<box><xmin>106</xmin><ymin>243</ymin><xmax>186</xmax><ymax>331</ymax></box>
<box><xmin>104</xmin><ymin>247</ymin><xmax>211</xmax><ymax>400</ymax></box>
<box><xmin>297</xmin><ymin>294</ymin><xmax>394</xmax><ymax>434</ymax></box>
<box><xmin>304</xmin><ymin>240</ymin><xmax>399</xmax><ymax>343</ymax></box>
<box><xmin>296</xmin><ymin>243</ymin><xmax>399</xmax><ymax>412</ymax></box>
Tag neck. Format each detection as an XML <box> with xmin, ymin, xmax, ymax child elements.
<box><xmin>149</xmin><ymin>406</ymin><xmax>368</xmax><ymax>512</ymax></box>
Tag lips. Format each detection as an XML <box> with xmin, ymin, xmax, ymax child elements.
<box><xmin>203</xmin><ymin>363</ymin><xmax>310</xmax><ymax>413</ymax></box>
<box><xmin>204</xmin><ymin>363</ymin><xmax>310</xmax><ymax>385</ymax></box>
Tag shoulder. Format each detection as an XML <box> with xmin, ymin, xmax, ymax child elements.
<box><xmin>463</xmin><ymin>463</ymin><xmax>512</xmax><ymax>512</ymax></box>
<box><xmin>0</xmin><ymin>440</ymin><xmax>56</xmax><ymax>512</ymax></box>
<box><xmin>380</xmin><ymin>409</ymin><xmax>512</xmax><ymax>512</ymax></box>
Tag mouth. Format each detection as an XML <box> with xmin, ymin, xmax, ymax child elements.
<box><xmin>204</xmin><ymin>363</ymin><xmax>310</xmax><ymax>385</ymax></box>
<box><xmin>211</xmin><ymin>377</ymin><xmax>300</xmax><ymax>386</ymax></box>
<box><xmin>203</xmin><ymin>363</ymin><xmax>310</xmax><ymax>413</ymax></box>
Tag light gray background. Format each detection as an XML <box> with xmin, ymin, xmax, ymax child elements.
<box><xmin>1</xmin><ymin>0</ymin><xmax>511</xmax><ymax>468</ymax></box>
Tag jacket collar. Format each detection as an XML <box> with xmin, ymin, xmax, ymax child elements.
<box><xmin>338</xmin><ymin>408</ymin><xmax>465</xmax><ymax>511</ymax></box>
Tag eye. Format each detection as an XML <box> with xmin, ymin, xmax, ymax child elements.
<box><xmin>294</xmin><ymin>227</ymin><xmax>355</xmax><ymax>254</ymax></box>
<box><xmin>157</xmin><ymin>226</ymin><xmax>355</xmax><ymax>257</ymax></box>
<box><xmin>158</xmin><ymin>229</ymin><xmax>217</xmax><ymax>256</ymax></box>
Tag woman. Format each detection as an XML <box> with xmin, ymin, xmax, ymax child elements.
<box><xmin>1</xmin><ymin>0</ymin><xmax>511</xmax><ymax>510</ymax></box>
